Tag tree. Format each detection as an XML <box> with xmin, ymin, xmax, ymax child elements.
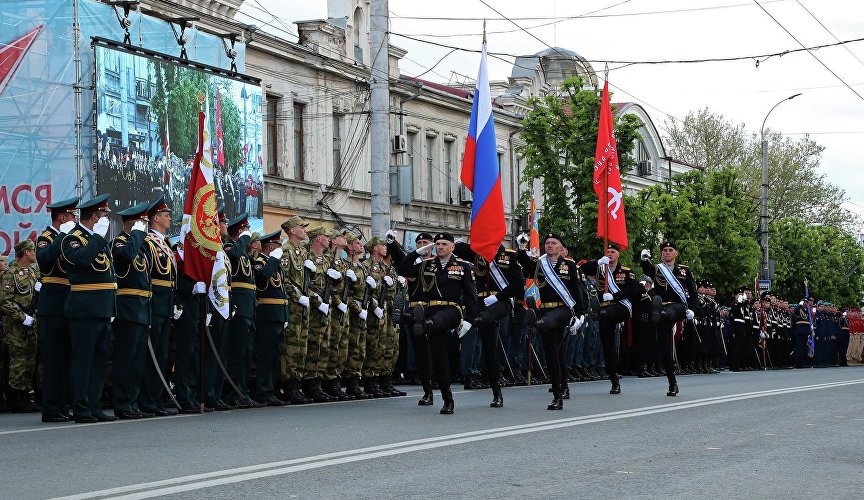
<box><xmin>518</xmin><ymin>77</ymin><xmax>642</xmax><ymax>253</ymax></box>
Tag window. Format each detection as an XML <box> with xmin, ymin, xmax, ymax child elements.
<box><xmin>426</xmin><ymin>134</ymin><xmax>438</xmax><ymax>202</ymax></box>
<box><xmin>333</xmin><ymin>113</ymin><xmax>343</xmax><ymax>186</ymax></box>
<box><xmin>265</xmin><ymin>96</ymin><xmax>278</xmax><ymax>175</ymax></box>
<box><xmin>636</xmin><ymin>140</ymin><xmax>651</xmax><ymax>176</ymax></box>
<box><xmin>293</xmin><ymin>103</ymin><xmax>305</xmax><ymax>180</ymax></box>
<box><xmin>498</xmin><ymin>152</ymin><xmax>509</xmax><ymax>212</ymax></box>
<box><xmin>444</xmin><ymin>139</ymin><xmax>455</xmax><ymax>204</ymax></box>
<box><xmin>408</xmin><ymin>131</ymin><xmax>420</xmax><ymax>199</ymax></box>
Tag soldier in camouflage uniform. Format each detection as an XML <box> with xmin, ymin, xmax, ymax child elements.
<box><xmin>322</xmin><ymin>230</ymin><xmax>354</xmax><ymax>401</ymax></box>
<box><xmin>378</xmin><ymin>250</ymin><xmax>406</xmax><ymax>397</ymax></box>
<box><xmin>362</xmin><ymin>237</ymin><xmax>399</xmax><ymax>397</ymax></box>
<box><xmin>279</xmin><ymin>215</ymin><xmax>313</xmax><ymax>404</ymax></box>
<box><xmin>1</xmin><ymin>240</ymin><xmax>40</xmax><ymax>412</ymax></box>
<box><xmin>343</xmin><ymin>234</ymin><xmax>374</xmax><ymax>399</ymax></box>
<box><xmin>301</xmin><ymin>225</ymin><xmax>337</xmax><ymax>403</ymax></box>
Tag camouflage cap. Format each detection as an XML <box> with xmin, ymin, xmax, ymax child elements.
<box><xmin>306</xmin><ymin>225</ymin><xmax>327</xmax><ymax>239</ymax></box>
<box><xmin>281</xmin><ymin>215</ymin><xmax>308</xmax><ymax>232</ymax></box>
<box><xmin>249</xmin><ymin>231</ymin><xmax>261</xmax><ymax>243</ymax></box>
<box><xmin>364</xmin><ymin>236</ymin><xmax>384</xmax><ymax>251</ymax></box>
<box><xmin>326</xmin><ymin>228</ymin><xmax>342</xmax><ymax>239</ymax></box>
<box><xmin>14</xmin><ymin>239</ymin><xmax>35</xmax><ymax>254</ymax></box>
<box><xmin>344</xmin><ymin>232</ymin><xmax>359</xmax><ymax>243</ymax></box>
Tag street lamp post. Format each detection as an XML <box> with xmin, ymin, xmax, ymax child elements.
<box><xmin>760</xmin><ymin>92</ymin><xmax>802</xmax><ymax>281</ymax></box>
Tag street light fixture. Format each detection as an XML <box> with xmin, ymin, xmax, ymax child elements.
<box><xmin>760</xmin><ymin>92</ymin><xmax>802</xmax><ymax>281</ymax></box>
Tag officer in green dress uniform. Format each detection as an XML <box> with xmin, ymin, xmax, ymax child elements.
<box><xmin>60</xmin><ymin>194</ymin><xmax>118</xmax><ymax>423</ymax></box>
<box><xmin>0</xmin><ymin>239</ymin><xmax>40</xmax><ymax>413</ymax></box>
<box><xmin>139</xmin><ymin>194</ymin><xmax>179</xmax><ymax>417</ymax></box>
<box><xmin>110</xmin><ymin>201</ymin><xmax>153</xmax><ymax>419</ymax></box>
<box><xmin>279</xmin><ymin>215</ymin><xmax>312</xmax><ymax>404</ymax></box>
<box><xmin>36</xmin><ymin>196</ymin><xmax>79</xmax><ymax>422</ymax></box>
<box><xmin>224</xmin><ymin>214</ymin><xmax>259</xmax><ymax>408</ymax></box>
<box><xmin>253</xmin><ymin>229</ymin><xmax>287</xmax><ymax>406</ymax></box>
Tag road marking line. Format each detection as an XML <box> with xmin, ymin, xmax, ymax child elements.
<box><xmin>50</xmin><ymin>378</ymin><xmax>864</xmax><ymax>500</ymax></box>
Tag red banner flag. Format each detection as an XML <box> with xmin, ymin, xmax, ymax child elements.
<box><xmin>592</xmin><ymin>80</ymin><xmax>628</xmax><ymax>250</ymax></box>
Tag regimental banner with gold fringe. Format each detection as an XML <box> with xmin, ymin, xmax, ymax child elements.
<box><xmin>177</xmin><ymin>91</ymin><xmax>229</xmax><ymax>318</ymax></box>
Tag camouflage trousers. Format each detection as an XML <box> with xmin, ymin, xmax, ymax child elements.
<box><xmin>3</xmin><ymin>322</ymin><xmax>38</xmax><ymax>391</ymax></box>
<box><xmin>381</xmin><ymin>319</ymin><xmax>400</xmax><ymax>372</ymax></box>
<box><xmin>362</xmin><ymin>313</ymin><xmax>385</xmax><ymax>377</ymax></box>
<box><xmin>324</xmin><ymin>304</ymin><xmax>350</xmax><ymax>380</ymax></box>
<box><xmin>303</xmin><ymin>310</ymin><xmax>331</xmax><ymax>380</ymax></box>
<box><xmin>343</xmin><ymin>318</ymin><xmax>367</xmax><ymax>378</ymax></box>
<box><xmin>281</xmin><ymin>302</ymin><xmax>309</xmax><ymax>381</ymax></box>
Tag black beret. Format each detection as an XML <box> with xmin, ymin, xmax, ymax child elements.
<box><xmin>543</xmin><ymin>233</ymin><xmax>563</xmax><ymax>245</ymax></box>
<box><xmin>606</xmin><ymin>243</ymin><xmax>621</xmax><ymax>252</ymax></box>
<box><xmin>416</xmin><ymin>232</ymin><xmax>434</xmax><ymax>243</ymax></box>
<box><xmin>659</xmin><ymin>241</ymin><xmax>677</xmax><ymax>250</ymax></box>
<box><xmin>434</xmin><ymin>232</ymin><xmax>454</xmax><ymax>243</ymax></box>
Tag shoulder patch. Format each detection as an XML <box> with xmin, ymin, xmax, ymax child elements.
<box><xmin>621</xmin><ymin>266</ymin><xmax>631</xmax><ymax>271</ymax></box>
<box><xmin>37</xmin><ymin>240</ymin><xmax>49</xmax><ymax>248</ymax></box>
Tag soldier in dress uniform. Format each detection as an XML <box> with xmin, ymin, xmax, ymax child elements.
<box><xmin>253</xmin><ymin>229</ymin><xmax>287</xmax><ymax>406</ymax></box>
<box><xmin>1</xmin><ymin>239</ymin><xmax>40</xmax><ymax>413</ymax></box>
<box><xmin>454</xmin><ymin>241</ymin><xmax>524</xmax><ymax>408</ymax></box>
<box><xmin>202</xmin><ymin>210</ymin><xmax>236</xmax><ymax>411</ymax></box>
<box><xmin>279</xmin><ymin>215</ymin><xmax>313</xmax><ymax>404</ymax></box>
<box><xmin>340</xmin><ymin>232</ymin><xmax>373</xmax><ymax>399</ymax></box>
<box><xmin>110</xmin><ymin>201</ymin><xmax>153</xmax><ymax>419</ymax></box>
<box><xmin>387</xmin><ymin>231</ymin><xmax>436</xmax><ymax>405</ymax></box>
<box><xmin>639</xmin><ymin>241</ymin><xmax>699</xmax><ymax>397</ymax></box>
<box><xmin>517</xmin><ymin>233</ymin><xmax>589</xmax><ymax>410</ymax></box>
<box><xmin>223</xmin><ymin>214</ymin><xmax>259</xmax><ymax>408</ymax></box>
<box><xmin>139</xmin><ymin>194</ymin><xmax>179</xmax><ymax>417</ymax></box>
<box><xmin>36</xmin><ymin>196</ymin><xmax>79</xmax><ymax>422</ymax></box>
<box><xmin>60</xmin><ymin>194</ymin><xmax>118</xmax><ymax>423</ymax></box>
<box><xmin>398</xmin><ymin>232</ymin><xmax>477</xmax><ymax>414</ymax></box>
<box><xmin>579</xmin><ymin>243</ymin><xmax>643</xmax><ymax>395</ymax></box>
<box><xmin>321</xmin><ymin>230</ymin><xmax>354</xmax><ymax>401</ymax></box>
<box><xmin>302</xmin><ymin>225</ymin><xmax>337</xmax><ymax>403</ymax></box>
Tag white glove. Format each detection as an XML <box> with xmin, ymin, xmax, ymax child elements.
<box><xmin>59</xmin><ymin>221</ymin><xmax>76</xmax><ymax>234</ymax></box>
<box><xmin>34</xmin><ymin>282</ymin><xmax>42</xmax><ymax>293</ymax></box>
<box><xmin>346</xmin><ymin>269</ymin><xmax>357</xmax><ymax>282</ymax></box>
<box><xmin>483</xmin><ymin>295</ymin><xmax>498</xmax><ymax>307</ymax></box>
<box><xmin>597</xmin><ymin>256</ymin><xmax>610</xmax><ymax>266</ymax></box>
<box><xmin>397</xmin><ymin>276</ymin><xmax>406</xmax><ymax>287</ymax></box>
<box><xmin>759</xmin><ymin>331</ymin><xmax>767</xmax><ymax>339</ymax></box>
<box><xmin>568</xmin><ymin>314</ymin><xmax>585</xmax><ymax>335</ymax></box>
<box><xmin>172</xmin><ymin>305</ymin><xmax>183</xmax><ymax>320</ymax></box>
<box><xmin>110</xmin><ymin>317</ymin><xmax>115</xmax><ymax>323</ymax></box>
<box><xmin>640</xmin><ymin>249</ymin><xmax>651</xmax><ymax>261</ymax></box>
<box><xmin>193</xmin><ymin>281</ymin><xmax>206</xmax><ymax>294</ymax></box>
<box><xmin>385</xmin><ymin>229</ymin><xmax>398</xmax><ymax>243</ymax></box>
<box><xmin>326</xmin><ymin>269</ymin><xmax>341</xmax><ymax>280</ymax></box>
<box><xmin>416</xmin><ymin>243</ymin><xmax>434</xmax><ymax>256</ymax></box>
<box><xmin>457</xmin><ymin>321</ymin><xmax>472</xmax><ymax>338</ymax></box>
<box><xmin>206</xmin><ymin>313</ymin><xmax>212</xmax><ymax>326</ymax></box>
<box><xmin>22</xmin><ymin>314</ymin><xmax>35</xmax><ymax>327</ymax></box>
<box><xmin>269</xmin><ymin>247</ymin><xmax>283</xmax><ymax>260</ymax></box>
<box><xmin>240</xmin><ymin>230</ymin><xmax>252</xmax><ymax>238</ymax></box>
<box><xmin>337</xmin><ymin>302</ymin><xmax>348</xmax><ymax>314</ymax></box>
<box><xmin>303</xmin><ymin>259</ymin><xmax>317</xmax><ymax>272</ymax></box>
<box><xmin>602</xmin><ymin>293</ymin><xmax>614</xmax><ymax>302</ymax></box>
<box><xmin>516</xmin><ymin>233</ymin><xmax>529</xmax><ymax>249</ymax></box>
<box><xmin>132</xmin><ymin>220</ymin><xmax>147</xmax><ymax>233</ymax></box>
<box><xmin>455</xmin><ymin>237</ymin><xmax>465</xmax><ymax>244</ymax></box>
<box><xmin>374</xmin><ymin>307</ymin><xmax>384</xmax><ymax>319</ymax></box>
<box><xmin>318</xmin><ymin>303</ymin><xmax>330</xmax><ymax>315</ymax></box>
<box><xmin>365</xmin><ymin>276</ymin><xmax>377</xmax><ymax>289</ymax></box>
<box><xmin>685</xmin><ymin>309</ymin><xmax>695</xmax><ymax>321</ymax></box>
<box><xmin>298</xmin><ymin>295</ymin><xmax>310</xmax><ymax>308</ymax></box>
<box><xmin>94</xmin><ymin>216</ymin><xmax>110</xmax><ymax>237</ymax></box>
<box><xmin>383</xmin><ymin>275</ymin><xmax>394</xmax><ymax>287</ymax></box>
<box><xmin>359</xmin><ymin>309</ymin><xmax>368</xmax><ymax>321</ymax></box>
<box><xmin>798</xmin><ymin>301</ymin><xmax>804</xmax><ymax>306</ymax></box>
<box><xmin>284</xmin><ymin>322</ymin><xmax>289</xmax><ymax>329</ymax></box>
<box><xmin>737</xmin><ymin>294</ymin><xmax>746</xmax><ymax>304</ymax></box>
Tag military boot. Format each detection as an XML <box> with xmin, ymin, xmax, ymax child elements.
<box><xmin>440</xmin><ymin>388</ymin><xmax>454</xmax><ymax>415</ymax></box>
<box><xmin>346</xmin><ymin>376</ymin><xmax>373</xmax><ymax>399</ymax></box>
<box><xmin>331</xmin><ymin>379</ymin><xmax>354</xmax><ymax>401</ymax></box>
<box><xmin>610</xmin><ymin>373</ymin><xmax>621</xmax><ymax>394</ymax></box>
<box><xmin>11</xmin><ymin>390</ymin><xmax>38</xmax><ymax>413</ymax></box>
<box><xmin>380</xmin><ymin>374</ymin><xmax>407</xmax><ymax>397</ymax></box>
<box><xmin>287</xmin><ymin>379</ymin><xmax>311</xmax><ymax>404</ymax></box>
<box><xmin>489</xmin><ymin>385</ymin><xmax>503</xmax><ymax>408</ymax></box>
<box><xmin>561</xmin><ymin>383</ymin><xmax>570</xmax><ymax>400</ymax></box>
<box><xmin>667</xmin><ymin>375</ymin><xmax>679</xmax><ymax>397</ymax></box>
<box><xmin>312</xmin><ymin>378</ymin><xmax>336</xmax><ymax>402</ymax></box>
<box><xmin>418</xmin><ymin>380</ymin><xmax>434</xmax><ymax>406</ymax></box>
<box><xmin>547</xmin><ymin>385</ymin><xmax>563</xmax><ymax>410</ymax></box>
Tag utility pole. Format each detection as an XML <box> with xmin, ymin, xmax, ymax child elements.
<box><xmin>369</xmin><ymin>0</ymin><xmax>391</xmax><ymax>237</ymax></box>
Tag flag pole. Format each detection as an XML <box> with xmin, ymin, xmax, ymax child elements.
<box><xmin>197</xmin><ymin>94</ymin><xmax>206</xmax><ymax>415</ymax></box>
<box><xmin>602</xmin><ymin>67</ymin><xmax>610</xmax><ymax>294</ymax></box>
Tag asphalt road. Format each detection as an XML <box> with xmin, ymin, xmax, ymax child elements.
<box><xmin>1</xmin><ymin>367</ymin><xmax>862</xmax><ymax>499</ymax></box>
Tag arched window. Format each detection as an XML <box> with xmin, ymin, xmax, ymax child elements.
<box><xmin>353</xmin><ymin>6</ymin><xmax>364</xmax><ymax>64</ymax></box>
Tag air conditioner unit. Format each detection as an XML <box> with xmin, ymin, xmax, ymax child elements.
<box><xmin>459</xmin><ymin>184</ymin><xmax>473</xmax><ymax>206</ymax></box>
<box><xmin>392</xmin><ymin>134</ymin><xmax>407</xmax><ymax>153</ymax></box>
<box><xmin>638</xmin><ymin>159</ymin><xmax>652</xmax><ymax>176</ymax></box>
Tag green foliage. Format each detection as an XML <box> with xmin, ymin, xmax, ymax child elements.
<box><xmin>518</xmin><ymin>77</ymin><xmax>642</xmax><ymax>254</ymax></box>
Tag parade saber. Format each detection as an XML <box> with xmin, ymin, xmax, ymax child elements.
<box><xmin>528</xmin><ymin>342</ymin><xmax>548</xmax><ymax>381</ymax></box>
<box><xmin>496</xmin><ymin>332</ymin><xmax>516</xmax><ymax>381</ymax></box>
<box><xmin>147</xmin><ymin>337</ymin><xmax>181</xmax><ymax>411</ymax></box>
<box><xmin>205</xmin><ymin>323</ymin><xmax>245</xmax><ymax>403</ymax></box>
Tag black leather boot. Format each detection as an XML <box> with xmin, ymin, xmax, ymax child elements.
<box><xmin>418</xmin><ymin>380</ymin><xmax>434</xmax><ymax>406</ymax></box>
<box><xmin>547</xmin><ymin>385</ymin><xmax>563</xmax><ymax>410</ymax></box>
<box><xmin>312</xmin><ymin>378</ymin><xmax>336</xmax><ymax>402</ymax></box>
<box><xmin>440</xmin><ymin>389</ymin><xmax>454</xmax><ymax>414</ymax></box>
<box><xmin>287</xmin><ymin>379</ymin><xmax>310</xmax><ymax>404</ymax></box>
<box><xmin>667</xmin><ymin>375</ymin><xmax>679</xmax><ymax>396</ymax></box>
<box><xmin>380</xmin><ymin>374</ymin><xmax>407</xmax><ymax>397</ymax></box>
<box><xmin>332</xmin><ymin>379</ymin><xmax>354</xmax><ymax>401</ymax></box>
<box><xmin>561</xmin><ymin>384</ymin><xmax>570</xmax><ymax>400</ymax></box>
<box><xmin>610</xmin><ymin>373</ymin><xmax>621</xmax><ymax>395</ymax></box>
<box><xmin>489</xmin><ymin>385</ymin><xmax>503</xmax><ymax>408</ymax></box>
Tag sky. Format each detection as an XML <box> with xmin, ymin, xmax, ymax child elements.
<box><xmin>238</xmin><ymin>0</ymin><xmax>864</xmax><ymax>218</ymax></box>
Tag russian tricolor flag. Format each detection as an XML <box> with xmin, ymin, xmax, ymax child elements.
<box><xmin>461</xmin><ymin>41</ymin><xmax>505</xmax><ymax>263</ymax></box>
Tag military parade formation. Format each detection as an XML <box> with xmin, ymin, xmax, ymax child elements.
<box><xmin>0</xmin><ymin>193</ymin><xmax>861</xmax><ymax>421</ymax></box>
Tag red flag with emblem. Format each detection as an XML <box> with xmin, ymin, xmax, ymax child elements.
<box><xmin>593</xmin><ymin>81</ymin><xmax>628</xmax><ymax>250</ymax></box>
